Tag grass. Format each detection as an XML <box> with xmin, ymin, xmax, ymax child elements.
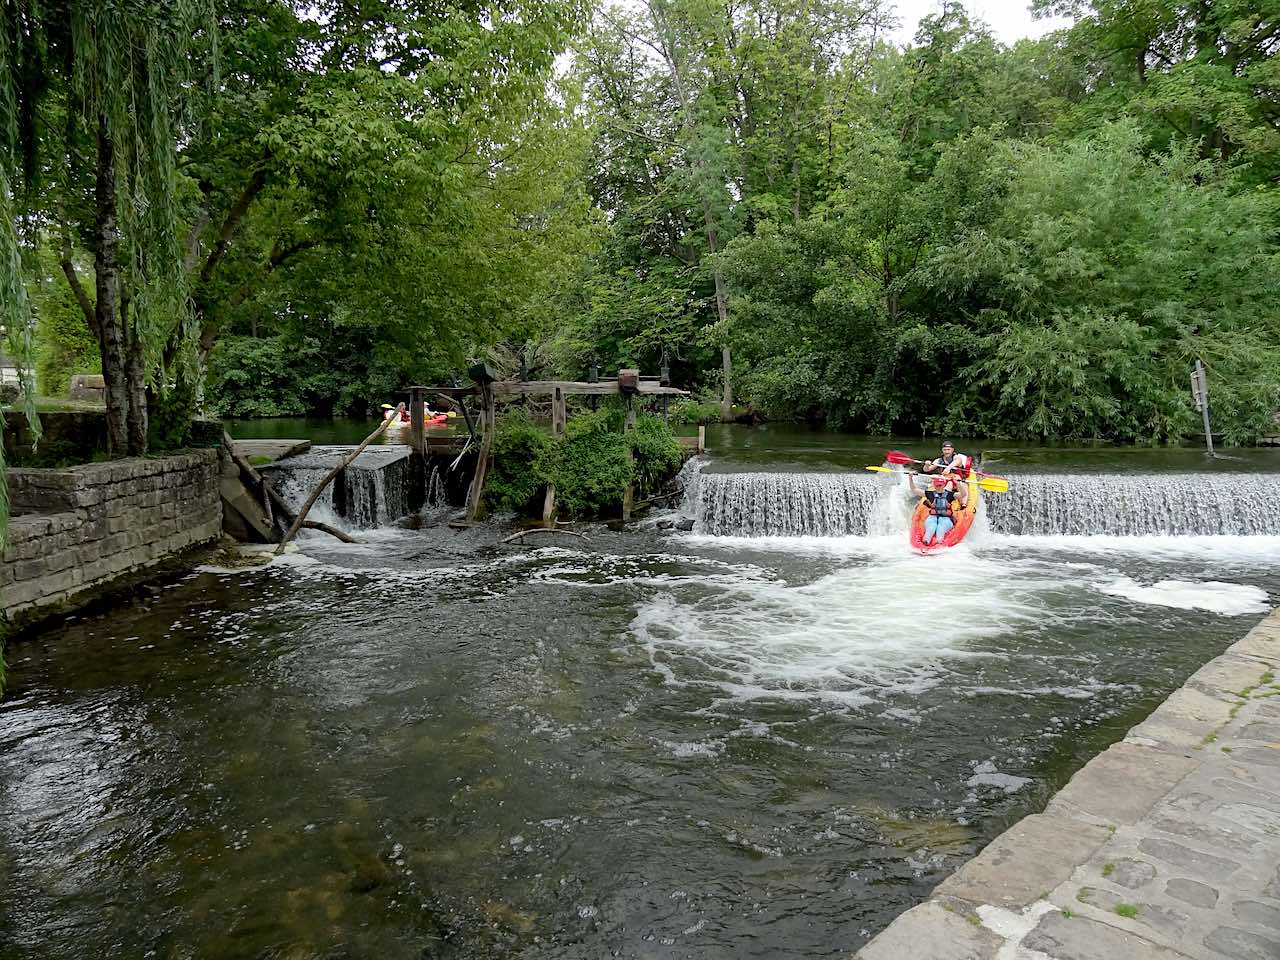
<box><xmin>1101</xmin><ymin>863</ymin><xmax>1115</xmax><ymax>878</ymax></box>
<box><xmin>1061</xmin><ymin>908</ymin><xmax>1074</xmax><ymax>919</ymax></box>
<box><xmin>1114</xmin><ymin>904</ymin><xmax>1139</xmax><ymax>919</ymax></box>
<box><xmin>1076</xmin><ymin>888</ymin><xmax>1092</xmax><ymax>903</ymax></box>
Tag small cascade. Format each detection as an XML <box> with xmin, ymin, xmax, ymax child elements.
<box><xmin>691</xmin><ymin>471</ymin><xmax>886</xmax><ymax>536</ymax></box>
<box><xmin>262</xmin><ymin>445</ymin><xmax>414</xmax><ymax>529</ymax></box>
<box><xmin>423</xmin><ymin>463</ymin><xmax>448</xmax><ymax>510</ymax></box>
<box><xmin>685</xmin><ymin>470</ymin><xmax>1280</xmax><ymax>538</ymax></box>
<box><xmin>986</xmin><ymin>474</ymin><xmax>1280</xmax><ymax>536</ymax></box>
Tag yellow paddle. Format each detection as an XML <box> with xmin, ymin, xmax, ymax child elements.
<box><xmin>864</xmin><ymin>465</ymin><xmax>1009</xmax><ymax>494</ymax></box>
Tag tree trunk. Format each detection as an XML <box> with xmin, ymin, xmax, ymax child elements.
<box><xmin>123</xmin><ymin>293</ymin><xmax>148</xmax><ymax>455</ymax></box>
<box><xmin>703</xmin><ymin>203</ymin><xmax>733</xmax><ymax>421</ymax></box>
<box><xmin>94</xmin><ymin>115</ymin><xmax>129</xmax><ymax>456</ymax></box>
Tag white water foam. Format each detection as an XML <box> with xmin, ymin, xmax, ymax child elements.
<box><xmin>1096</xmin><ymin>577</ymin><xmax>1270</xmax><ymax>615</ymax></box>
<box><xmin>629</xmin><ymin>548</ymin><xmax>1056</xmax><ymax>709</ymax></box>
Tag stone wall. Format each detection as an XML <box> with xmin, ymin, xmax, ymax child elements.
<box><xmin>2</xmin><ymin>450</ymin><xmax>222</xmax><ymax>628</ymax></box>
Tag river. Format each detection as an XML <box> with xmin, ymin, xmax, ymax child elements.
<box><xmin>2</xmin><ymin>425</ymin><xmax>1278</xmax><ymax>958</ymax></box>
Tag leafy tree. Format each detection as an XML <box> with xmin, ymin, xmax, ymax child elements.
<box><xmin>1039</xmin><ymin>0</ymin><xmax>1280</xmax><ymax>182</ymax></box>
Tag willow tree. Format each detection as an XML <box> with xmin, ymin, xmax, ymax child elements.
<box><xmin>1</xmin><ymin>0</ymin><xmax>214</xmax><ymax>459</ymax></box>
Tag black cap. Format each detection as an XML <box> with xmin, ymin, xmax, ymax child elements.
<box><xmin>941</xmin><ymin>440</ymin><xmax>954</xmax><ymax>448</ymax></box>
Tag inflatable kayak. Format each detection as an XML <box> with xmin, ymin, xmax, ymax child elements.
<box><xmin>386</xmin><ymin>412</ymin><xmax>449</xmax><ymax>427</ymax></box>
<box><xmin>909</xmin><ymin>471</ymin><xmax>980</xmax><ymax>553</ymax></box>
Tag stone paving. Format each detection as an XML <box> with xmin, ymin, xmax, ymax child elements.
<box><xmin>856</xmin><ymin>611</ymin><xmax>1280</xmax><ymax>960</ymax></box>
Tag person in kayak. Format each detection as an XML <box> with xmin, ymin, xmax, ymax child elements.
<box><xmin>923</xmin><ymin>440</ymin><xmax>971</xmax><ymax>478</ymax></box>
<box><xmin>909</xmin><ymin>474</ymin><xmax>968</xmax><ymax>545</ymax></box>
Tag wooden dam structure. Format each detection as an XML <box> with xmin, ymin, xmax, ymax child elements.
<box><xmin>221</xmin><ymin>365</ymin><xmax>702</xmax><ymax>542</ymax></box>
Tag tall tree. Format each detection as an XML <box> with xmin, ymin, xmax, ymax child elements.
<box><xmin>3</xmin><ymin>0</ymin><xmax>215</xmax><ymax>456</ymax></box>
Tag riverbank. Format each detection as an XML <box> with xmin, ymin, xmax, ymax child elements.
<box><xmin>856</xmin><ymin>609</ymin><xmax>1280</xmax><ymax>960</ymax></box>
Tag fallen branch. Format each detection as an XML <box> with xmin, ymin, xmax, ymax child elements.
<box><xmin>301</xmin><ymin>520</ymin><xmax>358</xmax><ymax>544</ymax></box>
<box><xmin>275</xmin><ymin>405</ymin><xmax>402</xmax><ymax>554</ymax></box>
<box><xmin>501</xmin><ymin>527</ymin><xmax>590</xmax><ymax>544</ymax></box>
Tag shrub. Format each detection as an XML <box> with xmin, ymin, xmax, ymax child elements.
<box><xmin>668</xmin><ymin>399</ymin><xmax>722</xmax><ymax>425</ymax></box>
<box><xmin>542</xmin><ymin>409</ymin><xmax>633</xmax><ymax>517</ymax></box>
<box><xmin>487</xmin><ymin>410</ymin><xmax>557</xmax><ymax>512</ymax></box>
<box><xmin>628</xmin><ymin>414</ymin><xmax>681</xmax><ymax>496</ymax></box>
<box><xmin>487</xmin><ymin>409</ymin><xmax>684</xmax><ymax>518</ymax></box>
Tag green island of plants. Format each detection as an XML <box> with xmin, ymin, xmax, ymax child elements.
<box><xmin>486</xmin><ymin>409</ymin><xmax>682</xmax><ymax>519</ymax></box>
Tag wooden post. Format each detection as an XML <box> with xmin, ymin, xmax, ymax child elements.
<box><xmin>551</xmin><ymin>385</ymin><xmax>566</xmax><ymax>436</ymax></box>
<box><xmin>409</xmin><ymin>387</ymin><xmax>425</xmax><ymax>454</ymax></box>
<box><xmin>541</xmin><ymin>484</ymin><xmax>556</xmax><ymax>524</ymax></box>
<box><xmin>698</xmin><ymin>424</ymin><xmax>706</xmax><ymax>453</ymax></box>
<box><xmin>465</xmin><ymin>385</ymin><xmax>496</xmax><ymax>522</ymax></box>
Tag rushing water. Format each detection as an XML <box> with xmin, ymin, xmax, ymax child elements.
<box><xmin>685</xmin><ymin>468</ymin><xmax>1280</xmax><ymax>537</ymax></box>
<box><xmin>3</xmin><ymin>427</ymin><xmax>1280</xmax><ymax>959</ymax></box>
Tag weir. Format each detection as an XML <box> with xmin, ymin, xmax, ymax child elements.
<box><xmin>683</xmin><ymin>469</ymin><xmax>1280</xmax><ymax>537</ymax></box>
<box><xmin>260</xmin><ymin>445</ymin><xmax>450</xmax><ymax>529</ymax></box>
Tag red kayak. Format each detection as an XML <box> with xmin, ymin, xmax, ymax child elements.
<box><xmin>909</xmin><ymin>472</ymin><xmax>980</xmax><ymax>552</ymax></box>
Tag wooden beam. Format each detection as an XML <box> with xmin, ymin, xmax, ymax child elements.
<box><xmin>409</xmin><ymin>387</ymin><xmax>425</xmax><ymax>455</ymax></box>
<box><xmin>464</xmin><ymin>385</ymin><xmax>496</xmax><ymax>522</ymax></box>
<box><xmin>541</xmin><ymin>483</ymin><xmax>556</xmax><ymax>524</ymax></box>
<box><xmin>551</xmin><ymin>385</ymin><xmax>566</xmax><ymax>435</ymax></box>
<box><xmin>491</xmin><ymin>380</ymin><xmax>689</xmax><ymax>398</ymax></box>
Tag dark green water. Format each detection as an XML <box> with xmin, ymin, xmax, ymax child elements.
<box><xmin>3</xmin><ymin>426</ymin><xmax>1280</xmax><ymax>959</ymax></box>
<box><xmin>228</xmin><ymin>417</ymin><xmax>1280</xmax><ymax>473</ymax></box>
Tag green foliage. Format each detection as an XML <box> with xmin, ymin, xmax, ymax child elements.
<box><xmin>30</xmin><ymin>255</ymin><xmax>99</xmax><ymax>396</ymax></box>
<box><xmin>205</xmin><ymin>334</ymin><xmax>410</xmax><ymax>419</ymax></box>
<box><xmin>668</xmin><ymin>399</ymin><xmax>722</xmax><ymax>425</ymax></box>
<box><xmin>541</xmin><ymin>410</ymin><xmax>634</xmax><ymax>517</ymax></box>
<box><xmin>487</xmin><ymin>410</ymin><xmax>683</xmax><ymax>517</ymax></box>
<box><xmin>148</xmin><ymin>378</ymin><xmax>196</xmax><ymax>452</ymax></box>
<box><xmin>627</xmin><ymin>414</ymin><xmax>682</xmax><ymax>495</ymax></box>
<box><xmin>487</xmin><ymin>411</ymin><xmax>558</xmax><ymax>513</ymax></box>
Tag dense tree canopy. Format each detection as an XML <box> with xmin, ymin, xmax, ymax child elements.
<box><xmin>5</xmin><ymin>0</ymin><xmax>1279</xmax><ymax>482</ymax></box>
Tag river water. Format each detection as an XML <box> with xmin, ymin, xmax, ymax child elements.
<box><xmin>3</xmin><ymin>426</ymin><xmax>1280</xmax><ymax>959</ymax></box>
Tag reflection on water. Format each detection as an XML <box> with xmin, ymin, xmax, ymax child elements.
<box><xmin>2</xmin><ymin>517</ymin><xmax>1277</xmax><ymax>959</ymax></box>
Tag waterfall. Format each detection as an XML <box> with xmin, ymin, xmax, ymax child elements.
<box><xmin>262</xmin><ymin>446</ymin><xmax>414</xmax><ymax>529</ymax></box>
<box><xmin>684</xmin><ymin>470</ymin><xmax>1280</xmax><ymax>538</ymax></box>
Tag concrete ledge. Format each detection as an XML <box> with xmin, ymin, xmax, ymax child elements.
<box><xmin>855</xmin><ymin>610</ymin><xmax>1280</xmax><ymax>960</ymax></box>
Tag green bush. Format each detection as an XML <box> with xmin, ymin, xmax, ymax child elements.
<box><xmin>31</xmin><ymin>263</ymin><xmax>99</xmax><ymax>396</ymax></box>
<box><xmin>487</xmin><ymin>409</ymin><xmax>684</xmax><ymax>518</ymax></box>
<box><xmin>628</xmin><ymin>413</ymin><xmax>681</xmax><ymax>496</ymax></box>
<box><xmin>668</xmin><ymin>399</ymin><xmax>722</xmax><ymax>425</ymax></box>
<box><xmin>542</xmin><ymin>409</ymin><xmax>633</xmax><ymax>517</ymax></box>
<box><xmin>486</xmin><ymin>410</ymin><xmax>557</xmax><ymax>512</ymax></box>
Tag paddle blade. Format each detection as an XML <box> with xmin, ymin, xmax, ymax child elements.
<box><xmin>864</xmin><ymin>465</ymin><xmax>894</xmax><ymax>473</ymax></box>
<box><xmin>884</xmin><ymin>451</ymin><xmax>916</xmax><ymax>465</ymax></box>
<box><xmin>978</xmin><ymin>477</ymin><xmax>1009</xmax><ymax>494</ymax></box>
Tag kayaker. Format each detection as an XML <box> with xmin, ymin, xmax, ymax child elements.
<box><xmin>923</xmin><ymin>440</ymin><xmax>971</xmax><ymax>478</ymax></box>
<box><xmin>909</xmin><ymin>474</ymin><xmax>968</xmax><ymax>545</ymax></box>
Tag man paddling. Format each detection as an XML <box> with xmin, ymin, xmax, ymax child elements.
<box><xmin>908</xmin><ymin>474</ymin><xmax>967</xmax><ymax>545</ymax></box>
<box><xmin>923</xmin><ymin>440</ymin><xmax>971</xmax><ymax>478</ymax></box>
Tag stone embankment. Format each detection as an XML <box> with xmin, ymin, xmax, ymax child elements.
<box><xmin>2</xmin><ymin>451</ymin><xmax>221</xmax><ymax>627</ymax></box>
<box><xmin>857</xmin><ymin>610</ymin><xmax>1280</xmax><ymax>960</ymax></box>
